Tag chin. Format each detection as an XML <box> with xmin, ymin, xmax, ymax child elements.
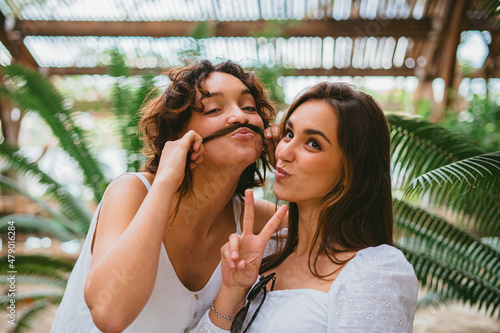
<box><xmin>273</xmin><ymin>185</ymin><xmax>291</xmax><ymax>202</ymax></box>
<box><xmin>233</xmin><ymin>147</ymin><xmax>262</xmax><ymax>162</ymax></box>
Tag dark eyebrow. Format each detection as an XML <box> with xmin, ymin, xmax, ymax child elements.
<box><xmin>200</xmin><ymin>89</ymin><xmax>253</xmax><ymax>101</ymax></box>
<box><xmin>200</xmin><ymin>92</ymin><xmax>223</xmax><ymax>101</ymax></box>
<box><xmin>286</xmin><ymin>120</ymin><xmax>331</xmax><ymax>144</ymax></box>
<box><xmin>305</xmin><ymin>129</ymin><xmax>331</xmax><ymax>144</ymax></box>
<box><xmin>241</xmin><ymin>89</ymin><xmax>253</xmax><ymax>96</ymax></box>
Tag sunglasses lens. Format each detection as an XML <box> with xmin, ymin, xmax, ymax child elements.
<box><xmin>231</xmin><ymin>305</ymin><xmax>249</xmax><ymax>333</ymax></box>
<box><xmin>247</xmin><ymin>273</ymin><xmax>275</xmax><ymax>301</ymax></box>
<box><xmin>230</xmin><ymin>273</ymin><xmax>276</xmax><ymax>333</ymax></box>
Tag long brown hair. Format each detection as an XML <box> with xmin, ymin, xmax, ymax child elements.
<box><xmin>260</xmin><ymin>82</ymin><xmax>393</xmax><ymax>277</ymax></box>
<box><xmin>139</xmin><ymin>60</ymin><xmax>276</xmax><ymax>198</ymax></box>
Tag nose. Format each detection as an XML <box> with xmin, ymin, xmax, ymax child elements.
<box><xmin>276</xmin><ymin>139</ymin><xmax>295</xmax><ymax>163</ymax></box>
<box><xmin>227</xmin><ymin>105</ymin><xmax>249</xmax><ymax>124</ymax></box>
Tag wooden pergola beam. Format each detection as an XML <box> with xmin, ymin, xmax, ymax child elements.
<box><xmin>0</xmin><ymin>12</ymin><xmax>38</xmax><ymax>68</ymax></box>
<box><xmin>0</xmin><ymin>12</ymin><xmax>35</xmax><ymax>148</ymax></box>
<box><xmin>16</xmin><ymin>18</ymin><xmax>432</xmax><ymax>39</ymax></box>
<box><xmin>434</xmin><ymin>0</ymin><xmax>472</xmax><ymax>121</ymax></box>
<box><xmin>42</xmin><ymin>66</ymin><xmax>415</xmax><ymax>77</ymax></box>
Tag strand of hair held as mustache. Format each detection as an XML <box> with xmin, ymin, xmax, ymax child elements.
<box><xmin>181</xmin><ymin>123</ymin><xmax>267</xmax><ymax>192</ymax></box>
<box><xmin>183</xmin><ymin>123</ymin><xmax>265</xmax><ymax>184</ymax></box>
<box><xmin>202</xmin><ymin>123</ymin><xmax>265</xmax><ymax>144</ymax></box>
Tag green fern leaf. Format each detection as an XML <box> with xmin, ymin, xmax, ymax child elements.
<box><xmin>0</xmin><ymin>214</ymin><xmax>77</xmax><ymax>242</ymax></box>
<box><xmin>398</xmin><ymin>244</ymin><xmax>500</xmax><ymax>317</ymax></box>
<box><xmin>0</xmin><ymin>64</ymin><xmax>108</xmax><ymax>201</ymax></box>
<box><xmin>0</xmin><ymin>140</ymin><xmax>92</xmax><ymax>232</ymax></box>
<box><xmin>0</xmin><ymin>175</ymin><xmax>85</xmax><ymax>238</ymax></box>
<box><xmin>404</xmin><ymin>152</ymin><xmax>500</xmax><ymax>235</ymax></box>
<box><xmin>387</xmin><ymin>115</ymin><xmax>484</xmax><ymax>189</ymax></box>
<box><xmin>394</xmin><ymin>200</ymin><xmax>499</xmax><ymax>291</ymax></box>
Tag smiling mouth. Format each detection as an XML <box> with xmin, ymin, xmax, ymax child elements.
<box><xmin>202</xmin><ymin>123</ymin><xmax>264</xmax><ymax>144</ymax></box>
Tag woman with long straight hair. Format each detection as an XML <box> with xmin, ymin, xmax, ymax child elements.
<box><xmin>51</xmin><ymin>60</ymin><xmax>287</xmax><ymax>333</ymax></box>
<box><xmin>196</xmin><ymin>82</ymin><xmax>418</xmax><ymax>332</ymax></box>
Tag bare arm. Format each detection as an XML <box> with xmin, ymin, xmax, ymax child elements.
<box><xmin>84</xmin><ymin>131</ymin><xmax>204</xmax><ymax>333</ymax></box>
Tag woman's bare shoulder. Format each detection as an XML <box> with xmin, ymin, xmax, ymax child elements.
<box><xmin>104</xmin><ymin>173</ymin><xmax>152</xmax><ymax>202</ymax></box>
<box><xmin>90</xmin><ymin>173</ymin><xmax>152</xmax><ymax>256</ymax></box>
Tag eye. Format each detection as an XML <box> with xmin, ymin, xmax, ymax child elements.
<box><xmin>204</xmin><ymin>108</ymin><xmax>221</xmax><ymax>115</ymax></box>
<box><xmin>307</xmin><ymin>139</ymin><xmax>321</xmax><ymax>150</ymax></box>
<box><xmin>242</xmin><ymin>106</ymin><xmax>257</xmax><ymax>112</ymax></box>
<box><xmin>283</xmin><ymin>128</ymin><xmax>294</xmax><ymax>140</ymax></box>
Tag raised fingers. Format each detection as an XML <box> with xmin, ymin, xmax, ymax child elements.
<box><xmin>242</xmin><ymin>189</ymin><xmax>255</xmax><ymax>235</ymax></box>
<box><xmin>258</xmin><ymin>205</ymin><xmax>288</xmax><ymax>242</ymax></box>
<box><xmin>228</xmin><ymin>233</ymin><xmax>240</xmax><ymax>268</ymax></box>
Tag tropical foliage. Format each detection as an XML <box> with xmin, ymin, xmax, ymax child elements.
<box><xmin>107</xmin><ymin>49</ymin><xmax>157</xmax><ymax>172</ymax></box>
<box><xmin>475</xmin><ymin>0</ymin><xmax>500</xmax><ymax>25</ymax></box>
<box><xmin>0</xmin><ymin>65</ymin><xmax>108</xmax><ymax>202</ymax></box>
<box><xmin>0</xmin><ymin>55</ymin><xmax>156</xmax><ymax>331</ymax></box>
<box><xmin>388</xmin><ymin>114</ymin><xmax>500</xmax><ymax>316</ymax></box>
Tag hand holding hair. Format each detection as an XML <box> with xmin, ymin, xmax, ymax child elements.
<box><xmin>155</xmin><ymin>130</ymin><xmax>204</xmax><ymax>188</ymax></box>
<box><xmin>263</xmin><ymin>123</ymin><xmax>281</xmax><ymax>168</ymax></box>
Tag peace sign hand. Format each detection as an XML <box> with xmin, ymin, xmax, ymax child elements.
<box><xmin>220</xmin><ymin>189</ymin><xmax>288</xmax><ymax>293</ymax></box>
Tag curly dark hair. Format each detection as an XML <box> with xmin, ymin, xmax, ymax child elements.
<box><xmin>139</xmin><ymin>59</ymin><xmax>276</xmax><ymax>198</ymax></box>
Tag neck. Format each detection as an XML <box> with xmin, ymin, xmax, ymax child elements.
<box><xmin>167</xmin><ymin>162</ymin><xmax>246</xmax><ymax>236</ymax></box>
<box><xmin>294</xmin><ymin>201</ymin><xmax>323</xmax><ymax>256</ymax></box>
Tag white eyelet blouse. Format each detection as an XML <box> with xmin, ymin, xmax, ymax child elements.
<box><xmin>195</xmin><ymin>244</ymin><xmax>418</xmax><ymax>333</ymax></box>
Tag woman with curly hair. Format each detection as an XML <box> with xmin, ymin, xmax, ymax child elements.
<box><xmin>197</xmin><ymin>82</ymin><xmax>418</xmax><ymax>333</ymax></box>
<box><xmin>51</xmin><ymin>60</ymin><xmax>286</xmax><ymax>333</ymax></box>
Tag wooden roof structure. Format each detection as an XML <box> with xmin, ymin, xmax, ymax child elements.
<box><xmin>0</xmin><ymin>0</ymin><xmax>499</xmax><ymax>137</ymax></box>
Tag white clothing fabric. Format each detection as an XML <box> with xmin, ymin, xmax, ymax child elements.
<box><xmin>195</xmin><ymin>244</ymin><xmax>418</xmax><ymax>333</ymax></box>
<box><xmin>51</xmin><ymin>173</ymin><xmax>243</xmax><ymax>333</ymax></box>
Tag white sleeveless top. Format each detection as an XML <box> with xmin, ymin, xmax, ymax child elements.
<box><xmin>51</xmin><ymin>173</ymin><xmax>243</xmax><ymax>333</ymax></box>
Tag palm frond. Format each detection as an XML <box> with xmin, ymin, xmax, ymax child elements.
<box><xmin>0</xmin><ymin>64</ymin><xmax>107</xmax><ymax>201</ymax></box>
<box><xmin>0</xmin><ymin>140</ymin><xmax>93</xmax><ymax>232</ymax></box>
<box><xmin>108</xmin><ymin>50</ymin><xmax>155</xmax><ymax>172</ymax></box>
<box><xmin>0</xmin><ymin>290</ymin><xmax>63</xmax><ymax>307</ymax></box>
<box><xmin>394</xmin><ymin>199</ymin><xmax>499</xmax><ymax>307</ymax></box>
<box><xmin>394</xmin><ymin>199</ymin><xmax>499</xmax><ymax>275</ymax></box>
<box><xmin>399</xmin><ymin>244</ymin><xmax>500</xmax><ymax>317</ymax></box>
<box><xmin>404</xmin><ymin>152</ymin><xmax>500</xmax><ymax>235</ymax></box>
<box><xmin>12</xmin><ymin>299</ymin><xmax>49</xmax><ymax>333</ymax></box>
<box><xmin>387</xmin><ymin>115</ymin><xmax>484</xmax><ymax>189</ymax></box>
<box><xmin>0</xmin><ymin>255</ymin><xmax>74</xmax><ymax>288</ymax></box>
<box><xmin>0</xmin><ymin>214</ymin><xmax>77</xmax><ymax>242</ymax></box>
<box><xmin>3</xmin><ymin>291</ymin><xmax>63</xmax><ymax>333</ymax></box>
<box><xmin>0</xmin><ymin>175</ymin><xmax>85</xmax><ymax>237</ymax></box>
<box><xmin>474</xmin><ymin>0</ymin><xmax>500</xmax><ymax>25</ymax></box>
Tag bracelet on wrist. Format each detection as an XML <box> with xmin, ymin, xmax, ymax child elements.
<box><xmin>210</xmin><ymin>299</ymin><xmax>234</xmax><ymax>322</ymax></box>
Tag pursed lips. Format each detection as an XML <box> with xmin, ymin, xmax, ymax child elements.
<box><xmin>231</xmin><ymin>127</ymin><xmax>255</xmax><ymax>139</ymax></box>
<box><xmin>233</xmin><ymin>127</ymin><xmax>253</xmax><ymax>135</ymax></box>
<box><xmin>275</xmin><ymin>166</ymin><xmax>291</xmax><ymax>180</ymax></box>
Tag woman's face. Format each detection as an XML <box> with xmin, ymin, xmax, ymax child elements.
<box><xmin>273</xmin><ymin>99</ymin><xmax>343</xmax><ymax>204</ymax></box>
<box><xmin>185</xmin><ymin>72</ymin><xmax>264</xmax><ymax>167</ymax></box>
